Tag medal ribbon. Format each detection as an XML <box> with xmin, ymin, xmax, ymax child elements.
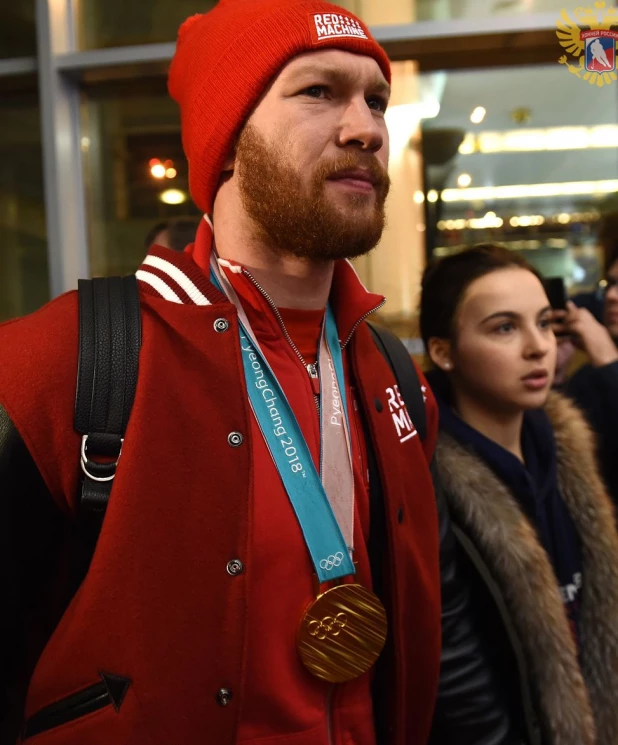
<box><xmin>210</xmin><ymin>256</ymin><xmax>355</xmax><ymax>583</ymax></box>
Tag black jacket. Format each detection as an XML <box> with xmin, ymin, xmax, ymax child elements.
<box><xmin>434</xmin><ymin>393</ymin><xmax>618</xmax><ymax>745</ymax></box>
<box><xmin>0</xmin><ymin>400</ymin><xmax>519</xmax><ymax>744</ymax></box>
<box><xmin>567</xmin><ymin>360</ymin><xmax>618</xmax><ymax>506</ymax></box>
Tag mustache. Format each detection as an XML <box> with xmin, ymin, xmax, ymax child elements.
<box><xmin>315</xmin><ymin>154</ymin><xmax>389</xmax><ymax>188</ymax></box>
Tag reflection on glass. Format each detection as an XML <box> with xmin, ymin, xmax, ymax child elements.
<box><xmin>0</xmin><ymin>2</ymin><xmax>36</xmax><ymax>59</ymax></box>
<box><xmin>417</xmin><ymin>0</ymin><xmax>572</xmax><ymax>22</ymax></box>
<box><xmin>0</xmin><ymin>84</ymin><xmax>48</xmax><ymax>322</ymax></box>
<box><xmin>82</xmin><ymin>83</ymin><xmax>201</xmax><ymax>277</ymax></box>
<box><xmin>77</xmin><ymin>0</ymin><xmax>216</xmax><ymax>49</ymax></box>
<box><xmin>421</xmin><ymin>64</ymin><xmax>618</xmax><ymax>293</ymax></box>
<box><xmin>337</xmin><ymin>0</ymin><xmax>569</xmax><ymax>23</ymax></box>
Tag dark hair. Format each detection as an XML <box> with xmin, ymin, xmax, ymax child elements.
<box><xmin>144</xmin><ymin>219</ymin><xmax>200</xmax><ymax>252</ymax></box>
<box><xmin>420</xmin><ymin>243</ymin><xmax>539</xmax><ymax>347</ymax></box>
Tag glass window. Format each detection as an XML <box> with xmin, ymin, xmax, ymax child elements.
<box><xmin>77</xmin><ymin>0</ymin><xmax>216</xmax><ymax>49</ymax></box>
<box><xmin>417</xmin><ymin>0</ymin><xmax>574</xmax><ymax>22</ymax></box>
<box><xmin>421</xmin><ymin>64</ymin><xmax>618</xmax><ymax>294</ymax></box>
<box><xmin>0</xmin><ymin>0</ymin><xmax>36</xmax><ymax>59</ymax></box>
<box><xmin>0</xmin><ymin>81</ymin><xmax>48</xmax><ymax>322</ymax></box>
<box><xmin>338</xmin><ymin>0</ymin><xmax>568</xmax><ymax>24</ymax></box>
<box><xmin>82</xmin><ymin>81</ymin><xmax>201</xmax><ymax>277</ymax></box>
<box><xmin>0</xmin><ymin>2</ymin><xmax>36</xmax><ymax>59</ymax></box>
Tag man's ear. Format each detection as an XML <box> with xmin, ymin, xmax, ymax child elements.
<box><xmin>427</xmin><ymin>337</ymin><xmax>454</xmax><ymax>372</ymax></box>
<box><xmin>222</xmin><ymin>150</ymin><xmax>236</xmax><ymax>173</ymax></box>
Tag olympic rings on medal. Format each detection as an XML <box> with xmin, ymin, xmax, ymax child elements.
<box><xmin>307</xmin><ymin>613</ymin><xmax>349</xmax><ymax>640</ymax></box>
<box><xmin>319</xmin><ymin>552</ymin><xmax>344</xmax><ymax>571</ymax></box>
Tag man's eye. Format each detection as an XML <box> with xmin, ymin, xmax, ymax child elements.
<box><xmin>302</xmin><ymin>85</ymin><xmax>327</xmax><ymax>98</ymax></box>
<box><xmin>367</xmin><ymin>96</ymin><xmax>387</xmax><ymax>113</ymax></box>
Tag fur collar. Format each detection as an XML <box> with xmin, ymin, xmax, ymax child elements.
<box><xmin>436</xmin><ymin>392</ymin><xmax>618</xmax><ymax>744</ymax></box>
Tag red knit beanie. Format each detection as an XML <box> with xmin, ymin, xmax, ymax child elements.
<box><xmin>168</xmin><ymin>0</ymin><xmax>391</xmax><ymax>214</ymax></box>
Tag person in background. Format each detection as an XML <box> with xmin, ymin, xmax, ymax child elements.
<box><xmin>421</xmin><ymin>243</ymin><xmax>618</xmax><ymax>745</ymax></box>
<box><xmin>552</xmin><ymin>334</ymin><xmax>576</xmax><ymax>389</ymax></box>
<box><xmin>571</xmin><ymin>211</ymin><xmax>618</xmax><ymax>321</ymax></box>
<box><xmin>562</xmin><ymin>249</ymin><xmax>618</xmax><ymax>504</ymax></box>
<box><xmin>144</xmin><ymin>218</ymin><xmax>199</xmax><ymax>251</ymax></box>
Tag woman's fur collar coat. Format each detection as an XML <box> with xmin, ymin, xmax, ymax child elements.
<box><xmin>436</xmin><ymin>393</ymin><xmax>618</xmax><ymax>744</ymax></box>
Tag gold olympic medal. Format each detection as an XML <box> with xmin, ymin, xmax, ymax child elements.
<box><xmin>297</xmin><ymin>583</ymin><xmax>388</xmax><ymax>683</ymax></box>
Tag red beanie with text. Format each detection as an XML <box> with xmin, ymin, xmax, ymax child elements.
<box><xmin>168</xmin><ymin>0</ymin><xmax>391</xmax><ymax>214</ymax></box>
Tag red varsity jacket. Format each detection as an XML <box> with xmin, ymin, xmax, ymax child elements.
<box><xmin>0</xmin><ymin>227</ymin><xmax>440</xmax><ymax>745</ymax></box>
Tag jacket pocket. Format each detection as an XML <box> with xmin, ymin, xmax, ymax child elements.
<box><xmin>23</xmin><ymin>672</ymin><xmax>131</xmax><ymax>739</ymax></box>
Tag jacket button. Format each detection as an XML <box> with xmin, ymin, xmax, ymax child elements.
<box><xmin>226</xmin><ymin>559</ymin><xmax>244</xmax><ymax>576</ymax></box>
<box><xmin>228</xmin><ymin>432</ymin><xmax>243</xmax><ymax>447</ymax></box>
<box><xmin>374</xmin><ymin>397</ymin><xmax>383</xmax><ymax>412</ymax></box>
<box><xmin>214</xmin><ymin>318</ymin><xmax>230</xmax><ymax>333</ymax></box>
<box><xmin>217</xmin><ymin>688</ymin><xmax>233</xmax><ymax>707</ymax></box>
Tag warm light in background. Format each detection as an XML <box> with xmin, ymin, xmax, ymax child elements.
<box><xmin>437</xmin><ymin>211</ymin><xmax>599</xmax><ymax>232</ymax></box>
<box><xmin>413</xmin><ymin>190</ymin><xmax>425</xmax><ymax>203</ymax></box>
<box><xmin>467</xmin><ymin>212</ymin><xmax>503</xmax><ymax>229</ymax></box>
<box><xmin>470</xmin><ymin>106</ymin><xmax>486</xmax><ymax>124</ymax></box>
<box><xmin>385</xmin><ymin>101</ymin><xmax>440</xmax><ymax>155</ymax></box>
<box><xmin>441</xmin><ymin>179</ymin><xmax>618</xmax><ymax>202</ymax></box>
<box><xmin>510</xmin><ymin>215</ymin><xmax>545</xmax><ymax>227</ymax></box>
<box><xmin>159</xmin><ymin>189</ymin><xmax>187</xmax><ymax>205</ymax></box>
<box><xmin>457</xmin><ymin>173</ymin><xmax>472</xmax><ymax>187</ymax></box>
<box><xmin>459</xmin><ymin>125</ymin><xmax>618</xmax><ymax>154</ymax></box>
<box><xmin>427</xmin><ymin>189</ymin><xmax>439</xmax><ymax>202</ymax></box>
<box><xmin>150</xmin><ymin>158</ymin><xmax>177</xmax><ymax>179</ymax></box>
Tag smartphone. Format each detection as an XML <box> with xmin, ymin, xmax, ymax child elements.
<box><xmin>544</xmin><ymin>276</ymin><xmax>570</xmax><ymax>337</ymax></box>
<box><xmin>544</xmin><ymin>277</ymin><xmax>567</xmax><ymax>311</ymax></box>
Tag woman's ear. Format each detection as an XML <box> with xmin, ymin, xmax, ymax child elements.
<box><xmin>427</xmin><ymin>337</ymin><xmax>453</xmax><ymax>372</ymax></box>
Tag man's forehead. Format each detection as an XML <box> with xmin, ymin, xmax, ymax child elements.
<box><xmin>278</xmin><ymin>49</ymin><xmax>389</xmax><ymax>91</ymax></box>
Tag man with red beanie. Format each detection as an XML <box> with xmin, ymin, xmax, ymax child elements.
<box><xmin>0</xmin><ymin>2</ymin><xmax>518</xmax><ymax>744</ymax></box>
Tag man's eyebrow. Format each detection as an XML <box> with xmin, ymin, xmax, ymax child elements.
<box><xmin>286</xmin><ymin>65</ymin><xmax>391</xmax><ymax>96</ymax></box>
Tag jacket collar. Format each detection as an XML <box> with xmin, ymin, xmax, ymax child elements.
<box><xmin>137</xmin><ymin>215</ymin><xmax>385</xmax><ymax>345</ymax></box>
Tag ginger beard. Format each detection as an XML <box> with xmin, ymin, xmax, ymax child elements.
<box><xmin>235</xmin><ymin>124</ymin><xmax>390</xmax><ymax>261</ymax></box>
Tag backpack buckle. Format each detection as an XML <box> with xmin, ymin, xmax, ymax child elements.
<box><xmin>80</xmin><ymin>434</ymin><xmax>124</xmax><ymax>483</ymax></box>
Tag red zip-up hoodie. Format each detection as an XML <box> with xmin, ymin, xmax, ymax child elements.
<box><xmin>0</xmin><ymin>219</ymin><xmax>441</xmax><ymax>745</ymax></box>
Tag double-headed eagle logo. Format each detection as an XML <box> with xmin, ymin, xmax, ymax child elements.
<box><xmin>557</xmin><ymin>2</ymin><xmax>618</xmax><ymax>86</ymax></box>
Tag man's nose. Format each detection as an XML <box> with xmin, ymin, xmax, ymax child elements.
<box><xmin>336</xmin><ymin>98</ymin><xmax>384</xmax><ymax>153</ymax></box>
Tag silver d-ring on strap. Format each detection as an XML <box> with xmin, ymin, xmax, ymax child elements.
<box><xmin>80</xmin><ymin>434</ymin><xmax>124</xmax><ymax>483</ymax></box>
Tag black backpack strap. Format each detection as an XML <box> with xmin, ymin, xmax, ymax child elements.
<box><xmin>368</xmin><ymin>322</ymin><xmax>426</xmax><ymax>441</ymax></box>
<box><xmin>365</xmin><ymin>323</ymin><xmax>426</xmax><ymax>744</ymax></box>
<box><xmin>73</xmin><ymin>276</ymin><xmax>141</xmax><ymax>574</ymax></box>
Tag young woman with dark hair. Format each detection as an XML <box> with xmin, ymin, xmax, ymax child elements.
<box><xmin>421</xmin><ymin>244</ymin><xmax>618</xmax><ymax>745</ymax></box>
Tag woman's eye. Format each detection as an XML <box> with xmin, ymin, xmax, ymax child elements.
<box><xmin>494</xmin><ymin>323</ymin><xmax>514</xmax><ymax>334</ymax></box>
<box><xmin>539</xmin><ymin>317</ymin><xmax>552</xmax><ymax>330</ymax></box>
<box><xmin>367</xmin><ymin>96</ymin><xmax>387</xmax><ymax>113</ymax></box>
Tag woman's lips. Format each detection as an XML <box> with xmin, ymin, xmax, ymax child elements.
<box><xmin>522</xmin><ymin>371</ymin><xmax>549</xmax><ymax>390</ymax></box>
